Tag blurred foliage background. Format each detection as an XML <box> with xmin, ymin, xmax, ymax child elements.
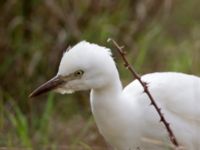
<box><xmin>0</xmin><ymin>0</ymin><xmax>200</xmax><ymax>149</ymax></box>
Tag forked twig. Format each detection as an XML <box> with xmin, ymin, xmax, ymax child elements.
<box><xmin>107</xmin><ymin>38</ymin><xmax>179</xmax><ymax>148</ymax></box>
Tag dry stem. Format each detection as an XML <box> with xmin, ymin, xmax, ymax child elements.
<box><xmin>108</xmin><ymin>38</ymin><xmax>179</xmax><ymax>148</ymax></box>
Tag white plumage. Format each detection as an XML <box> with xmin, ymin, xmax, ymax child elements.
<box><xmin>30</xmin><ymin>41</ymin><xmax>200</xmax><ymax>150</ymax></box>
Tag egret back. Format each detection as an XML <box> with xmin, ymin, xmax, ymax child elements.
<box><xmin>123</xmin><ymin>72</ymin><xmax>200</xmax><ymax>149</ymax></box>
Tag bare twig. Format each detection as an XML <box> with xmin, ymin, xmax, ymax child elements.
<box><xmin>107</xmin><ymin>38</ymin><xmax>179</xmax><ymax>148</ymax></box>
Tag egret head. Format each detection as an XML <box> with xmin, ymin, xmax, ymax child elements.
<box><xmin>29</xmin><ymin>41</ymin><xmax>119</xmax><ymax>97</ymax></box>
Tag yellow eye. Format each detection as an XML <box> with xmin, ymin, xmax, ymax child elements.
<box><xmin>74</xmin><ymin>70</ymin><xmax>84</xmax><ymax>77</ymax></box>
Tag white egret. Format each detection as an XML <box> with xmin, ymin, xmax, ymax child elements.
<box><xmin>30</xmin><ymin>41</ymin><xmax>200</xmax><ymax>150</ymax></box>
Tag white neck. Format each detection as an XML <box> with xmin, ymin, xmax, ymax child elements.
<box><xmin>89</xmin><ymin>73</ymin><xmax>129</xmax><ymax>145</ymax></box>
<box><xmin>90</xmin><ymin>78</ymin><xmax>123</xmax><ymax>112</ymax></box>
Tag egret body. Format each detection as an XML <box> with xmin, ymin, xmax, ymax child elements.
<box><xmin>30</xmin><ymin>41</ymin><xmax>200</xmax><ymax>150</ymax></box>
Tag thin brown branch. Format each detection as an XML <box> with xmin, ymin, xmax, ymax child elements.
<box><xmin>108</xmin><ymin>38</ymin><xmax>179</xmax><ymax>148</ymax></box>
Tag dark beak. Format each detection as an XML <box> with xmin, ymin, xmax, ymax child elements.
<box><xmin>29</xmin><ymin>75</ymin><xmax>64</xmax><ymax>98</ymax></box>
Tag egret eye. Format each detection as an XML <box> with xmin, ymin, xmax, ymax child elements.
<box><xmin>74</xmin><ymin>70</ymin><xmax>84</xmax><ymax>77</ymax></box>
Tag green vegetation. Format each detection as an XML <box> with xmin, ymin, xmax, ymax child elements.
<box><xmin>0</xmin><ymin>0</ymin><xmax>200</xmax><ymax>149</ymax></box>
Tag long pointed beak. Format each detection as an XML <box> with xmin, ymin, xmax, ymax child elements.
<box><xmin>29</xmin><ymin>75</ymin><xmax>64</xmax><ymax>98</ymax></box>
